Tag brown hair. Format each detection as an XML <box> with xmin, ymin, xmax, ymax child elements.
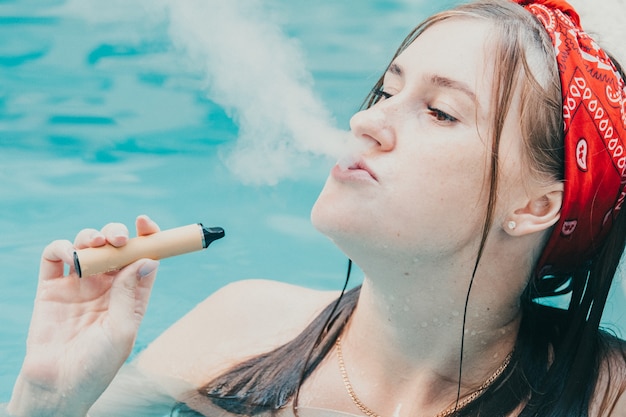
<box><xmin>175</xmin><ymin>1</ymin><xmax>626</xmax><ymax>416</ymax></box>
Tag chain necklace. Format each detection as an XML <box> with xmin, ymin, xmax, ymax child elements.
<box><xmin>335</xmin><ymin>336</ymin><xmax>513</xmax><ymax>417</ymax></box>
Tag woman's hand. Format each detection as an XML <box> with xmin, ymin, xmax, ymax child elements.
<box><xmin>8</xmin><ymin>215</ymin><xmax>161</xmax><ymax>417</ymax></box>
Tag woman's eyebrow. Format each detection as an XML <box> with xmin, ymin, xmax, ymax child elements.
<box><xmin>427</xmin><ymin>74</ymin><xmax>477</xmax><ymax>103</ymax></box>
<box><xmin>388</xmin><ymin>62</ymin><xmax>403</xmax><ymax>76</ymax></box>
<box><xmin>386</xmin><ymin>63</ymin><xmax>477</xmax><ymax>104</ymax></box>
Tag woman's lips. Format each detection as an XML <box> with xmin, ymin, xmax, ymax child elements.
<box><xmin>331</xmin><ymin>156</ymin><xmax>378</xmax><ymax>183</ymax></box>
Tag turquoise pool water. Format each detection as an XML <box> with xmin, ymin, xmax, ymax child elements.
<box><xmin>1</xmin><ymin>0</ymin><xmax>625</xmax><ymax>401</ymax></box>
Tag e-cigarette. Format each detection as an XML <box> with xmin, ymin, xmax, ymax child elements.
<box><xmin>73</xmin><ymin>223</ymin><xmax>225</xmax><ymax>278</ymax></box>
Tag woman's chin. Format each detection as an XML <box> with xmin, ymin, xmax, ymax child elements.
<box><xmin>310</xmin><ymin>197</ymin><xmax>336</xmax><ymax>237</ymax></box>
<box><xmin>311</xmin><ymin>202</ymin><xmax>364</xmax><ymax>250</ymax></box>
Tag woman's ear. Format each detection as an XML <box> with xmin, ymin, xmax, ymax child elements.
<box><xmin>503</xmin><ymin>184</ymin><xmax>563</xmax><ymax>237</ymax></box>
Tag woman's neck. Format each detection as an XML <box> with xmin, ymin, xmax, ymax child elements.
<box><xmin>313</xmin><ymin>223</ymin><xmax>545</xmax><ymax>416</ymax></box>
<box><xmin>352</xmin><ymin>275</ymin><xmax>519</xmax><ymax>359</ymax></box>
<box><xmin>335</xmin><ymin>266</ymin><xmax>522</xmax><ymax>416</ymax></box>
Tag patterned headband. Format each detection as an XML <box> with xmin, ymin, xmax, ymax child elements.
<box><xmin>513</xmin><ymin>0</ymin><xmax>626</xmax><ymax>278</ymax></box>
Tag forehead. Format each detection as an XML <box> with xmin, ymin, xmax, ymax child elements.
<box><xmin>392</xmin><ymin>18</ymin><xmax>495</xmax><ymax>111</ymax></box>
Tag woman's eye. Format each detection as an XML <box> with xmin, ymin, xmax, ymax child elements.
<box><xmin>427</xmin><ymin>106</ymin><xmax>457</xmax><ymax>123</ymax></box>
<box><xmin>372</xmin><ymin>87</ymin><xmax>393</xmax><ymax>101</ymax></box>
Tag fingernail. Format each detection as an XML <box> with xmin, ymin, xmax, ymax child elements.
<box><xmin>138</xmin><ymin>259</ymin><xmax>159</xmax><ymax>278</ymax></box>
<box><xmin>139</xmin><ymin>214</ymin><xmax>157</xmax><ymax>227</ymax></box>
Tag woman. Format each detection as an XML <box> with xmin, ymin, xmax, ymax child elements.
<box><xmin>6</xmin><ymin>0</ymin><xmax>626</xmax><ymax>416</ymax></box>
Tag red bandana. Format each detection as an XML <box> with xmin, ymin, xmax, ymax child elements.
<box><xmin>514</xmin><ymin>0</ymin><xmax>626</xmax><ymax>277</ymax></box>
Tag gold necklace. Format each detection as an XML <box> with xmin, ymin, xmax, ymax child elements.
<box><xmin>335</xmin><ymin>337</ymin><xmax>513</xmax><ymax>417</ymax></box>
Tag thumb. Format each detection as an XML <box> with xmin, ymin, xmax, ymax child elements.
<box><xmin>107</xmin><ymin>259</ymin><xmax>159</xmax><ymax>337</ymax></box>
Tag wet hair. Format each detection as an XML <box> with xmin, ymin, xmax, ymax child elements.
<box><xmin>175</xmin><ymin>1</ymin><xmax>626</xmax><ymax>416</ymax></box>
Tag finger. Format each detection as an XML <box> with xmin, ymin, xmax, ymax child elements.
<box><xmin>101</xmin><ymin>222</ymin><xmax>129</xmax><ymax>248</ymax></box>
<box><xmin>133</xmin><ymin>261</ymin><xmax>159</xmax><ymax>319</ymax></box>
<box><xmin>73</xmin><ymin>228</ymin><xmax>106</xmax><ymax>249</ymax></box>
<box><xmin>135</xmin><ymin>215</ymin><xmax>160</xmax><ymax>237</ymax></box>
<box><xmin>107</xmin><ymin>259</ymin><xmax>159</xmax><ymax>339</ymax></box>
<box><xmin>39</xmin><ymin>240</ymin><xmax>75</xmax><ymax>281</ymax></box>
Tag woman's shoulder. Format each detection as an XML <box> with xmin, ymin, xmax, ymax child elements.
<box><xmin>136</xmin><ymin>279</ymin><xmax>340</xmax><ymax>388</ymax></box>
<box><xmin>591</xmin><ymin>331</ymin><xmax>626</xmax><ymax>416</ymax></box>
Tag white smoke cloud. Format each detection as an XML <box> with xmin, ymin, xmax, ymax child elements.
<box><xmin>53</xmin><ymin>0</ymin><xmax>356</xmax><ymax>185</ymax></box>
<box><xmin>163</xmin><ymin>0</ymin><xmax>357</xmax><ymax>185</ymax></box>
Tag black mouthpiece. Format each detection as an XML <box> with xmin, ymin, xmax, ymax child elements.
<box><xmin>200</xmin><ymin>225</ymin><xmax>225</xmax><ymax>248</ymax></box>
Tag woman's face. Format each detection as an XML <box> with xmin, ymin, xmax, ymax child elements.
<box><xmin>311</xmin><ymin>18</ymin><xmax>525</xmax><ymax>263</ymax></box>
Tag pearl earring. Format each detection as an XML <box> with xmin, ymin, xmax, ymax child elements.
<box><xmin>507</xmin><ymin>221</ymin><xmax>517</xmax><ymax>230</ymax></box>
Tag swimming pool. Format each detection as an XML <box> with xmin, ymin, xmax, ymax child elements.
<box><xmin>1</xmin><ymin>0</ymin><xmax>625</xmax><ymax>401</ymax></box>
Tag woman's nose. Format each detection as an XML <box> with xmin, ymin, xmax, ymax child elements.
<box><xmin>349</xmin><ymin>105</ymin><xmax>396</xmax><ymax>152</ymax></box>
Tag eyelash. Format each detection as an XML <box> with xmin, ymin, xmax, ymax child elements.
<box><xmin>372</xmin><ymin>87</ymin><xmax>392</xmax><ymax>101</ymax></box>
<box><xmin>427</xmin><ymin>106</ymin><xmax>458</xmax><ymax>123</ymax></box>
<box><xmin>371</xmin><ymin>87</ymin><xmax>458</xmax><ymax>124</ymax></box>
